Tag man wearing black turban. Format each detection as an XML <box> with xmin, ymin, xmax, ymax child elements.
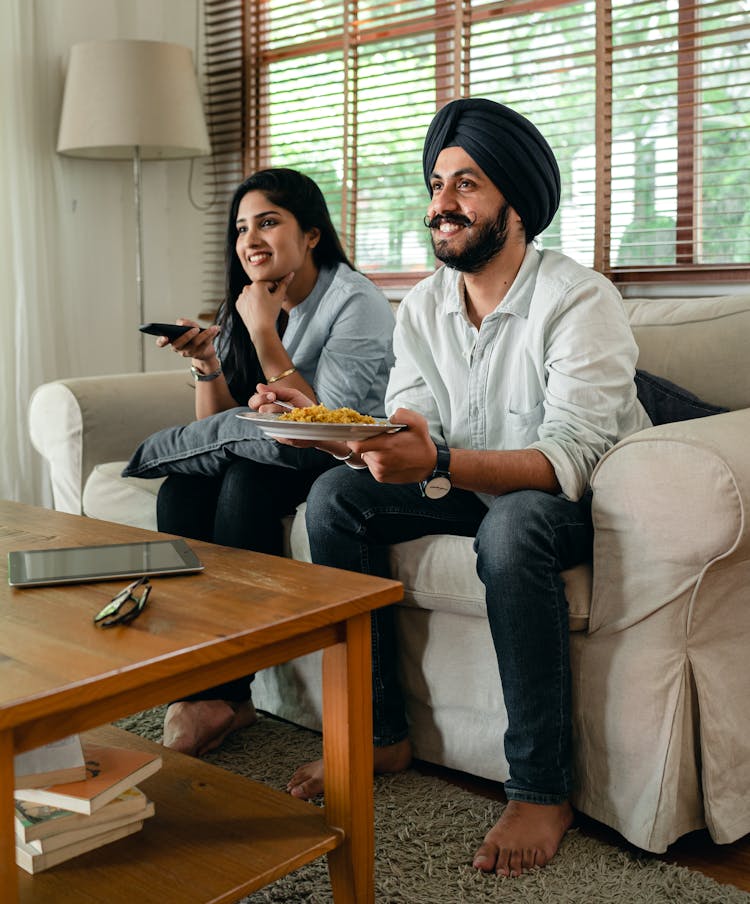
<box><xmin>286</xmin><ymin>99</ymin><xmax>650</xmax><ymax>878</ymax></box>
<box><xmin>422</xmin><ymin>96</ymin><xmax>561</xmax><ymax>242</ymax></box>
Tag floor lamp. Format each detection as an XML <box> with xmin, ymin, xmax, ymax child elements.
<box><xmin>56</xmin><ymin>39</ymin><xmax>211</xmax><ymax>372</ymax></box>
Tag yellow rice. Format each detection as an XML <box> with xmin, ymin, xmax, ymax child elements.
<box><xmin>278</xmin><ymin>404</ymin><xmax>376</xmax><ymax>424</ymax></box>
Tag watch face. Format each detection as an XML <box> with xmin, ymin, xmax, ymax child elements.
<box><xmin>424</xmin><ymin>476</ymin><xmax>452</xmax><ymax>500</ymax></box>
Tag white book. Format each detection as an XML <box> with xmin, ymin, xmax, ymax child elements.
<box><xmin>14</xmin><ymin>735</ymin><xmax>86</xmax><ymax>789</ymax></box>
<box><xmin>15</xmin><ymin>744</ymin><xmax>162</xmax><ymax>814</ymax></box>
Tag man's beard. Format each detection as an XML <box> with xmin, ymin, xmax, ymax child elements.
<box><xmin>430</xmin><ymin>203</ymin><xmax>510</xmax><ymax>274</ymax></box>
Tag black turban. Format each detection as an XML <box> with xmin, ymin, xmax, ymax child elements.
<box><xmin>422</xmin><ymin>98</ymin><xmax>561</xmax><ymax>240</ymax></box>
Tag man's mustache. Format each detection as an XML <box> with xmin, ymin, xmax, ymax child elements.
<box><xmin>423</xmin><ymin>212</ymin><xmax>477</xmax><ymax>229</ymax></box>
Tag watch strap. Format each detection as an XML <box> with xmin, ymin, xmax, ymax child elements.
<box><xmin>191</xmin><ymin>363</ymin><xmax>223</xmax><ymax>382</ymax></box>
<box><xmin>433</xmin><ymin>441</ymin><xmax>451</xmax><ymax>478</ymax></box>
<box><xmin>419</xmin><ymin>441</ymin><xmax>451</xmax><ymax>498</ymax></box>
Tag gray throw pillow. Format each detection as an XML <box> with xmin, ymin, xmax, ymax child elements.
<box><xmin>122</xmin><ymin>406</ymin><xmax>331</xmax><ymax>479</ymax></box>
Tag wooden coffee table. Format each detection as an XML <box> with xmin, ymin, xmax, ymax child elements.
<box><xmin>0</xmin><ymin>501</ymin><xmax>403</xmax><ymax>903</ymax></box>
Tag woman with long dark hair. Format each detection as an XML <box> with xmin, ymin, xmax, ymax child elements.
<box><xmin>145</xmin><ymin>168</ymin><xmax>394</xmax><ymax>756</ymax></box>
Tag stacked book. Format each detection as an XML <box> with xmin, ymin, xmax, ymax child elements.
<box><xmin>14</xmin><ymin>734</ymin><xmax>161</xmax><ymax>873</ymax></box>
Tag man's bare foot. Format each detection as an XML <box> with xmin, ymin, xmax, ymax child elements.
<box><xmin>162</xmin><ymin>699</ymin><xmax>257</xmax><ymax>757</ymax></box>
<box><xmin>472</xmin><ymin>799</ymin><xmax>574</xmax><ymax>877</ymax></box>
<box><xmin>287</xmin><ymin>738</ymin><xmax>412</xmax><ymax>799</ymax></box>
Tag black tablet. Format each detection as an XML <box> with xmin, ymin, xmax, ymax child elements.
<box><xmin>7</xmin><ymin>538</ymin><xmax>204</xmax><ymax>588</ymax></box>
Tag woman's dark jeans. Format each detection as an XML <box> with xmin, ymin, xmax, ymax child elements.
<box><xmin>157</xmin><ymin>457</ymin><xmax>332</xmax><ymax>703</ymax></box>
<box><xmin>304</xmin><ymin>466</ymin><xmax>593</xmax><ymax>804</ymax></box>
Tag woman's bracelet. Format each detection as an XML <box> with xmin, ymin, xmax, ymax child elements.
<box><xmin>267</xmin><ymin>366</ymin><xmax>297</xmax><ymax>384</ymax></box>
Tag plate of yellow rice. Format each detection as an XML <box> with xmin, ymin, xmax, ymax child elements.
<box><xmin>237</xmin><ymin>405</ymin><xmax>406</xmax><ymax>441</ymax></box>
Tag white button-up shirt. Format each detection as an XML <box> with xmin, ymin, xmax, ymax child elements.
<box><xmin>385</xmin><ymin>246</ymin><xmax>651</xmax><ymax>502</ymax></box>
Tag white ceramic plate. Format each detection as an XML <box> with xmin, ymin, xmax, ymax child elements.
<box><xmin>236</xmin><ymin>412</ymin><xmax>407</xmax><ymax>441</ymax></box>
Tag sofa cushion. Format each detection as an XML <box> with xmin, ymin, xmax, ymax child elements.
<box><xmin>83</xmin><ymin>461</ymin><xmax>163</xmax><ymax>531</ymax></box>
<box><xmin>625</xmin><ymin>294</ymin><xmax>750</xmax><ymax>411</ymax></box>
<box><xmin>390</xmin><ymin>535</ymin><xmax>592</xmax><ymax>631</ymax></box>
<box><xmin>289</xmin><ymin>502</ymin><xmax>592</xmax><ymax>630</ymax></box>
<box><xmin>86</xmin><ymin>476</ymin><xmax>594</xmax><ymax>630</ymax></box>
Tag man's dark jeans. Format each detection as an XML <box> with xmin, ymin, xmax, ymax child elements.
<box><xmin>305</xmin><ymin>466</ymin><xmax>593</xmax><ymax>804</ymax></box>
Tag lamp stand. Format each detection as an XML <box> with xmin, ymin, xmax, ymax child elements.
<box><xmin>133</xmin><ymin>146</ymin><xmax>145</xmax><ymax>372</ymax></box>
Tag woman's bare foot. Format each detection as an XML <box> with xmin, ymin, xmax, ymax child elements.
<box><xmin>472</xmin><ymin>799</ymin><xmax>574</xmax><ymax>877</ymax></box>
<box><xmin>287</xmin><ymin>738</ymin><xmax>412</xmax><ymax>799</ymax></box>
<box><xmin>162</xmin><ymin>699</ymin><xmax>258</xmax><ymax>757</ymax></box>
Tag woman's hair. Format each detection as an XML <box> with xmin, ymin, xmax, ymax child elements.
<box><xmin>218</xmin><ymin>168</ymin><xmax>353</xmax><ymax>402</ymax></box>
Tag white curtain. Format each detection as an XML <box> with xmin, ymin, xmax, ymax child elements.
<box><xmin>0</xmin><ymin>0</ymin><xmax>206</xmax><ymax>507</ymax></box>
<box><xmin>0</xmin><ymin>1</ymin><xmax>70</xmax><ymax>506</ymax></box>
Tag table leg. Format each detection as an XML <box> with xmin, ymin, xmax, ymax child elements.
<box><xmin>322</xmin><ymin>612</ymin><xmax>374</xmax><ymax>904</ymax></box>
<box><xmin>0</xmin><ymin>729</ymin><xmax>18</xmax><ymax>904</ymax></box>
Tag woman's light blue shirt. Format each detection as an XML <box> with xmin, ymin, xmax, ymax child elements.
<box><xmin>219</xmin><ymin>262</ymin><xmax>395</xmax><ymax>417</ymax></box>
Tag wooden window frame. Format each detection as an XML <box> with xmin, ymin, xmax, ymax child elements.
<box><xmin>235</xmin><ymin>0</ymin><xmax>749</xmax><ymax>289</ymax></box>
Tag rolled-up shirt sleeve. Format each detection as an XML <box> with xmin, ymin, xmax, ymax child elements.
<box><xmin>529</xmin><ymin>278</ymin><xmax>650</xmax><ymax>500</ymax></box>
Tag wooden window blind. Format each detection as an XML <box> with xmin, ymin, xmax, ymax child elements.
<box><xmin>225</xmin><ymin>0</ymin><xmax>750</xmax><ymax>288</ymax></box>
<box><xmin>199</xmin><ymin>0</ymin><xmax>245</xmax><ymax>319</ymax></box>
<box><xmin>605</xmin><ymin>0</ymin><xmax>750</xmax><ymax>283</ymax></box>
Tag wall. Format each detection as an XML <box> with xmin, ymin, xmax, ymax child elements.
<box><xmin>0</xmin><ymin>0</ymin><xmax>211</xmax><ymax>505</ymax></box>
<box><xmin>40</xmin><ymin>0</ymin><xmax>210</xmax><ymax>376</ymax></box>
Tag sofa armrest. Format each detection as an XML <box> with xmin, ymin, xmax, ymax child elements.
<box><xmin>588</xmin><ymin>409</ymin><xmax>750</xmax><ymax>634</ymax></box>
<box><xmin>28</xmin><ymin>370</ymin><xmax>195</xmax><ymax>514</ymax></box>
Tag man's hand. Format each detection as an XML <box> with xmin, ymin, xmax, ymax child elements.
<box><xmin>349</xmin><ymin>408</ymin><xmax>438</xmax><ymax>483</ymax></box>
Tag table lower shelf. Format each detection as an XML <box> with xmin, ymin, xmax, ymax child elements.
<box><xmin>18</xmin><ymin>724</ymin><xmax>342</xmax><ymax>904</ymax></box>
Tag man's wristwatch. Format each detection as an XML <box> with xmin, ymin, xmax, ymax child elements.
<box><xmin>420</xmin><ymin>442</ymin><xmax>452</xmax><ymax>500</ymax></box>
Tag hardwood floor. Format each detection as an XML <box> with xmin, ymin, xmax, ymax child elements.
<box><xmin>412</xmin><ymin>760</ymin><xmax>750</xmax><ymax>892</ymax></box>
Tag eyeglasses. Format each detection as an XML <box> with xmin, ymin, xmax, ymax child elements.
<box><xmin>94</xmin><ymin>577</ymin><xmax>151</xmax><ymax>628</ymax></box>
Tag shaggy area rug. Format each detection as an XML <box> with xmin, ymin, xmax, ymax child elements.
<box><xmin>117</xmin><ymin>707</ymin><xmax>750</xmax><ymax>904</ymax></box>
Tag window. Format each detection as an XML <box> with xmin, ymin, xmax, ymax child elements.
<box><xmin>204</xmin><ymin>0</ymin><xmax>750</xmax><ymax>295</ymax></box>
<box><xmin>605</xmin><ymin>1</ymin><xmax>750</xmax><ymax>282</ymax></box>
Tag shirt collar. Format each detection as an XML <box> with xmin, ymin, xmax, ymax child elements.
<box><xmin>443</xmin><ymin>245</ymin><xmax>542</xmax><ymax>321</ymax></box>
<box><xmin>487</xmin><ymin>245</ymin><xmax>541</xmax><ymax>320</ymax></box>
<box><xmin>288</xmin><ymin>263</ymin><xmax>337</xmax><ymax>320</ymax></box>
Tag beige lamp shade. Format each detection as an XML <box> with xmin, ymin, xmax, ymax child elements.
<box><xmin>57</xmin><ymin>39</ymin><xmax>210</xmax><ymax>160</ymax></box>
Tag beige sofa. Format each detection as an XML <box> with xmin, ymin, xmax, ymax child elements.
<box><xmin>28</xmin><ymin>294</ymin><xmax>750</xmax><ymax>854</ymax></box>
